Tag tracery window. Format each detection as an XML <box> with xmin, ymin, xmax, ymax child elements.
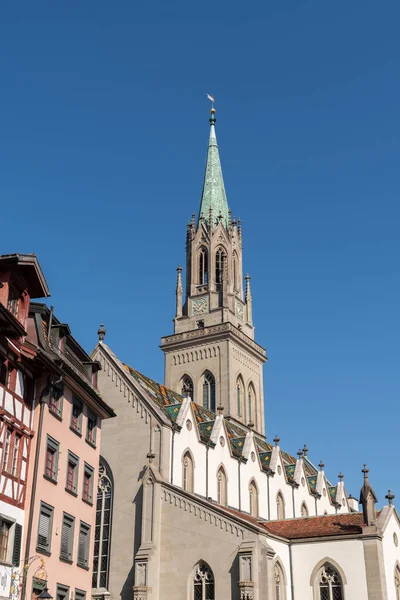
<box><xmin>277</xmin><ymin>492</ymin><xmax>285</xmax><ymax>520</ymax></box>
<box><xmin>181</xmin><ymin>375</ymin><xmax>194</xmax><ymax>400</ymax></box>
<box><xmin>301</xmin><ymin>502</ymin><xmax>309</xmax><ymax>517</ymax></box>
<box><xmin>274</xmin><ymin>562</ymin><xmax>286</xmax><ymax>600</ymax></box>
<box><xmin>395</xmin><ymin>566</ymin><xmax>400</xmax><ymax>600</ymax></box>
<box><xmin>249</xmin><ymin>480</ymin><xmax>258</xmax><ymax>517</ymax></box>
<box><xmin>92</xmin><ymin>458</ymin><xmax>113</xmax><ymax>590</ymax></box>
<box><xmin>215</xmin><ymin>249</ymin><xmax>225</xmax><ymax>285</ymax></box>
<box><xmin>217</xmin><ymin>466</ymin><xmax>227</xmax><ymax>506</ymax></box>
<box><xmin>182</xmin><ymin>451</ymin><xmax>194</xmax><ymax>493</ymax></box>
<box><xmin>236</xmin><ymin>376</ymin><xmax>244</xmax><ymax>417</ymax></box>
<box><xmin>233</xmin><ymin>252</ymin><xmax>238</xmax><ymax>291</ymax></box>
<box><xmin>193</xmin><ymin>562</ymin><xmax>214</xmax><ymax>600</ymax></box>
<box><xmin>199</xmin><ymin>248</ymin><xmax>208</xmax><ymax>285</ymax></box>
<box><xmin>318</xmin><ymin>563</ymin><xmax>343</xmax><ymax>600</ymax></box>
<box><xmin>248</xmin><ymin>383</ymin><xmax>256</xmax><ymax>426</ymax></box>
<box><xmin>202</xmin><ymin>372</ymin><xmax>216</xmax><ymax>411</ymax></box>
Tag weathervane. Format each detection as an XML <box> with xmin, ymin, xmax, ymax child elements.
<box><xmin>207</xmin><ymin>93</ymin><xmax>215</xmax><ymax>110</ymax></box>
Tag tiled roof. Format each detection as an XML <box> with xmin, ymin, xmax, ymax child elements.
<box><xmin>262</xmin><ymin>512</ymin><xmax>366</xmax><ymax>539</ymax></box>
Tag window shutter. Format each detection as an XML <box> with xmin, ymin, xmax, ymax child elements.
<box><xmin>38</xmin><ymin>512</ymin><xmax>50</xmax><ymax>548</ymax></box>
<box><xmin>61</xmin><ymin>521</ymin><xmax>69</xmax><ymax>558</ymax></box>
<box><xmin>78</xmin><ymin>529</ymin><xmax>86</xmax><ymax>564</ymax></box>
<box><xmin>12</xmin><ymin>523</ymin><xmax>22</xmax><ymax>566</ymax></box>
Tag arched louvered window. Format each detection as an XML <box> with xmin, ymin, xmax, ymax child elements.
<box><xmin>193</xmin><ymin>562</ymin><xmax>214</xmax><ymax>600</ymax></box>
<box><xmin>217</xmin><ymin>466</ymin><xmax>227</xmax><ymax>506</ymax></box>
<box><xmin>199</xmin><ymin>248</ymin><xmax>208</xmax><ymax>285</ymax></box>
<box><xmin>92</xmin><ymin>457</ymin><xmax>113</xmax><ymax>590</ymax></box>
<box><xmin>249</xmin><ymin>480</ymin><xmax>259</xmax><ymax>517</ymax></box>
<box><xmin>181</xmin><ymin>375</ymin><xmax>194</xmax><ymax>400</ymax></box>
<box><xmin>182</xmin><ymin>451</ymin><xmax>194</xmax><ymax>493</ymax></box>
<box><xmin>202</xmin><ymin>372</ymin><xmax>216</xmax><ymax>411</ymax></box>
<box><xmin>274</xmin><ymin>562</ymin><xmax>286</xmax><ymax>600</ymax></box>
<box><xmin>248</xmin><ymin>383</ymin><xmax>256</xmax><ymax>426</ymax></box>
<box><xmin>215</xmin><ymin>248</ymin><xmax>225</xmax><ymax>285</ymax></box>
<box><xmin>233</xmin><ymin>252</ymin><xmax>238</xmax><ymax>291</ymax></box>
<box><xmin>236</xmin><ymin>376</ymin><xmax>244</xmax><ymax>417</ymax></box>
<box><xmin>277</xmin><ymin>492</ymin><xmax>285</xmax><ymax>520</ymax></box>
<box><xmin>301</xmin><ymin>502</ymin><xmax>309</xmax><ymax>517</ymax></box>
<box><xmin>318</xmin><ymin>563</ymin><xmax>343</xmax><ymax>600</ymax></box>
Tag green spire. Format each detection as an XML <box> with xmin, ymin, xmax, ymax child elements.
<box><xmin>198</xmin><ymin>108</ymin><xmax>229</xmax><ymax>228</ymax></box>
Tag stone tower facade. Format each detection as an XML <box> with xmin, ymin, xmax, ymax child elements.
<box><xmin>161</xmin><ymin>108</ymin><xmax>267</xmax><ymax>434</ymax></box>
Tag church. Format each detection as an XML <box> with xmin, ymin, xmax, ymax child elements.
<box><xmin>90</xmin><ymin>107</ymin><xmax>400</xmax><ymax>600</ymax></box>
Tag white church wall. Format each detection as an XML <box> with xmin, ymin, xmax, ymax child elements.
<box><xmin>381</xmin><ymin>511</ymin><xmax>400</xmax><ymax>600</ymax></box>
<box><xmin>267</xmin><ymin>537</ymin><xmax>292</xmax><ymax>600</ymax></box>
<box><xmin>293</xmin><ymin>474</ymin><xmax>317</xmax><ymax>518</ymax></box>
<box><xmin>291</xmin><ymin>538</ymin><xmax>368</xmax><ymax>600</ymax></box>
<box><xmin>238</xmin><ymin>436</ymin><xmax>268</xmax><ymax>518</ymax></box>
<box><xmin>268</xmin><ymin>454</ymin><xmax>295</xmax><ymax>520</ymax></box>
<box><xmin>207</xmin><ymin>426</ymin><xmax>239</xmax><ymax>506</ymax></box>
<box><xmin>172</xmin><ymin>411</ymin><xmax>207</xmax><ymax>496</ymax></box>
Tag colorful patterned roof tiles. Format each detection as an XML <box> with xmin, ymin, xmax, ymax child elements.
<box><xmin>281</xmin><ymin>451</ymin><xmax>296</xmax><ymax>466</ymax></box>
<box><xmin>307</xmin><ymin>476</ymin><xmax>318</xmax><ymax>492</ymax></box>
<box><xmin>329</xmin><ymin>486</ymin><xmax>338</xmax><ymax>503</ymax></box>
<box><xmin>254</xmin><ymin>437</ymin><xmax>273</xmax><ymax>453</ymax></box>
<box><xmin>124</xmin><ymin>364</ymin><xmax>183</xmax><ymax>408</ymax></box>
<box><xmin>259</xmin><ymin>451</ymin><xmax>272</xmax><ymax>471</ymax></box>
<box><xmin>163</xmin><ymin>404</ymin><xmax>182</xmax><ymax>423</ymax></box>
<box><xmin>285</xmin><ymin>464</ymin><xmax>296</xmax><ymax>481</ymax></box>
<box><xmin>198</xmin><ymin>421</ymin><xmax>215</xmax><ymax>443</ymax></box>
<box><xmin>191</xmin><ymin>402</ymin><xmax>215</xmax><ymax>425</ymax></box>
<box><xmin>303</xmin><ymin>458</ymin><xmax>318</xmax><ymax>477</ymax></box>
<box><xmin>230</xmin><ymin>437</ymin><xmax>246</xmax><ymax>458</ymax></box>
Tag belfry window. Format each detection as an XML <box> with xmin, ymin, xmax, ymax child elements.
<box><xmin>317</xmin><ymin>563</ymin><xmax>343</xmax><ymax>600</ymax></box>
<box><xmin>92</xmin><ymin>458</ymin><xmax>113</xmax><ymax>590</ymax></box>
<box><xmin>233</xmin><ymin>252</ymin><xmax>238</xmax><ymax>291</ymax></box>
<box><xmin>248</xmin><ymin>383</ymin><xmax>255</xmax><ymax>426</ymax></box>
<box><xmin>199</xmin><ymin>248</ymin><xmax>208</xmax><ymax>285</ymax></box>
<box><xmin>181</xmin><ymin>375</ymin><xmax>194</xmax><ymax>400</ymax></box>
<box><xmin>202</xmin><ymin>372</ymin><xmax>216</xmax><ymax>412</ymax></box>
<box><xmin>215</xmin><ymin>249</ymin><xmax>225</xmax><ymax>285</ymax></box>
<box><xmin>236</xmin><ymin>376</ymin><xmax>244</xmax><ymax>417</ymax></box>
<box><xmin>193</xmin><ymin>562</ymin><xmax>214</xmax><ymax>600</ymax></box>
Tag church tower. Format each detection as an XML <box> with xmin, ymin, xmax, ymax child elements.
<box><xmin>161</xmin><ymin>107</ymin><xmax>267</xmax><ymax>434</ymax></box>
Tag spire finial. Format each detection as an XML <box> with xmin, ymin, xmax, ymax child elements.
<box><xmin>338</xmin><ymin>472</ymin><xmax>344</xmax><ymax>482</ymax></box>
<box><xmin>318</xmin><ymin>460</ymin><xmax>325</xmax><ymax>471</ymax></box>
<box><xmin>297</xmin><ymin>449</ymin><xmax>303</xmax><ymax>459</ymax></box>
<box><xmin>98</xmin><ymin>323</ymin><xmax>106</xmax><ymax>342</ymax></box>
<box><xmin>273</xmin><ymin>434</ymin><xmax>280</xmax><ymax>446</ymax></box>
<box><xmin>386</xmin><ymin>490</ymin><xmax>395</xmax><ymax>506</ymax></box>
<box><xmin>362</xmin><ymin>464</ymin><xmax>369</xmax><ymax>479</ymax></box>
<box><xmin>303</xmin><ymin>444</ymin><xmax>309</xmax><ymax>457</ymax></box>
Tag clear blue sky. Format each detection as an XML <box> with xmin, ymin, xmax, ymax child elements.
<box><xmin>1</xmin><ymin>1</ymin><xmax>399</xmax><ymax>504</ymax></box>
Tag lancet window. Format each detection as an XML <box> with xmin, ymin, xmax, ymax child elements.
<box><xmin>199</xmin><ymin>248</ymin><xmax>208</xmax><ymax>285</ymax></box>
<box><xmin>92</xmin><ymin>457</ymin><xmax>113</xmax><ymax>590</ymax></box>
<box><xmin>215</xmin><ymin>248</ymin><xmax>225</xmax><ymax>286</ymax></box>
<box><xmin>395</xmin><ymin>565</ymin><xmax>400</xmax><ymax>600</ymax></box>
<box><xmin>301</xmin><ymin>502</ymin><xmax>309</xmax><ymax>517</ymax></box>
<box><xmin>317</xmin><ymin>563</ymin><xmax>343</xmax><ymax>600</ymax></box>
<box><xmin>182</xmin><ymin>451</ymin><xmax>194</xmax><ymax>493</ymax></box>
<box><xmin>217</xmin><ymin>466</ymin><xmax>227</xmax><ymax>506</ymax></box>
<box><xmin>236</xmin><ymin>376</ymin><xmax>244</xmax><ymax>417</ymax></box>
<box><xmin>277</xmin><ymin>492</ymin><xmax>285</xmax><ymax>520</ymax></box>
<box><xmin>233</xmin><ymin>252</ymin><xmax>238</xmax><ymax>291</ymax></box>
<box><xmin>181</xmin><ymin>375</ymin><xmax>194</xmax><ymax>400</ymax></box>
<box><xmin>193</xmin><ymin>562</ymin><xmax>214</xmax><ymax>600</ymax></box>
<box><xmin>274</xmin><ymin>562</ymin><xmax>286</xmax><ymax>600</ymax></box>
<box><xmin>248</xmin><ymin>383</ymin><xmax>255</xmax><ymax>425</ymax></box>
<box><xmin>249</xmin><ymin>480</ymin><xmax>258</xmax><ymax>517</ymax></box>
<box><xmin>202</xmin><ymin>371</ymin><xmax>216</xmax><ymax>411</ymax></box>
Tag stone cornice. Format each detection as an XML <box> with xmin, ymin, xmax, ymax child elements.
<box><xmin>161</xmin><ymin>322</ymin><xmax>267</xmax><ymax>362</ymax></box>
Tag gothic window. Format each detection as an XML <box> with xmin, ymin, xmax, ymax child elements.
<box><xmin>318</xmin><ymin>563</ymin><xmax>343</xmax><ymax>600</ymax></box>
<box><xmin>277</xmin><ymin>492</ymin><xmax>285</xmax><ymax>520</ymax></box>
<box><xmin>236</xmin><ymin>376</ymin><xmax>244</xmax><ymax>417</ymax></box>
<box><xmin>193</xmin><ymin>562</ymin><xmax>214</xmax><ymax>600</ymax></box>
<box><xmin>92</xmin><ymin>457</ymin><xmax>113</xmax><ymax>590</ymax></box>
<box><xmin>182</xmin><ymin>451</ymin><xmax>194</xmax><ymax>493</ymax></box>
<box><xmin>248</xmin><ymin>383</ymin><xmax>256</xmax><ymax>426</ymax></box>
<box><xmin>274</xmin><ymin>562</ymin><xmax>286</xmax><ymax>600</ymax></box>
<box><xmin>233</xmin><ymin>252</ymin><xmax>238</xmax><ymax>291</ymax></box>
<box><xmin>215</xmin><ymin>248</ymin><xmax>225</xmax><ymax>285</ymax></box>
<box><xmin>199</xmin><ymin>248</ymin><xmax>208</xmax><ymax>285</ymax></box>
<box><xmin>395</xmin><ymin>565</ymin><xmax>400</xmax><ymax>600</ymax></box>
<box><xmin>301</xmin><ymin>502</ymin><xmax>309</xmax><ymax>517</ymax></box>
<box><xmin>217</xmin><ymin>466</ymin><xmax>227</xmax><ymax>506</ymax></box>
<box><xmin>181</xmin><ymin>375</ymin><xmax>194</xmax><ymax>400</ymax></box>
<box><xmin>249</xmin><ymin>480</ymin><xmax>259</xmax><ymax>517</ymax></box>
<box><xmin>202</xmin><ymin>372</ymin><xmax>216</xmax><ymax>411</ymax></box>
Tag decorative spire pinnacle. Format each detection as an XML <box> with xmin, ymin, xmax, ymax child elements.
<box><xmin>197</xmin><ymin>103</ymin><xmax>229</xmax><ymax>229</ymax></box>
<box><xmin>273</xmin><ymin>434</ymin><xmax>280</xmax><ymax>446</ymax></box>
<box><xmin>360</xmin><ymin>464</ymin><xmax>378</xmax><ymax>526</ymax></box>
<box><xmin>175</xmin><ymin>266</ymin><xmax>183</xmax><ymax>319</ymax></box>
<box><xmin>338</xmin><ymin>472</ymin><xmax>344</xmax><ymax>482</ymax></box>
<box><xmin>98</xmin><ymin>323</ymin><xmax>106</xmax><ymax>342</ymax></box>
<box><xmin>386</xmin><ymin>490</ymin><xmax>395</xmax><ymax>506</ymax></box>
<box><xmin>302</xmin><ymin>444</ymin><xmax>309</xmax><ymax>457</ymax></box>
<box><xmin>318</xmin><ymin>460</ymin><xmax>325</xmax><ymax>471</ymax></box>
<box><xmin>297</xmin><ymin>449</ymin><xmax>303</xmax><ymax>459</ymax></box>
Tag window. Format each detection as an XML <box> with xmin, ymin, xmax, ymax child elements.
<box><xmin>75</xmin><ymin>590</ymin><xmax>86</xmax><ymax>600</ymax></box>
<box><xmin>86</xmin><ymin>411</ymin><xmax>97</xmax><ymax>446</ymax></box>
<box><xmin>71</xmin><ymin>397</ymin><xmax>83</xmax><ymax>434</ymax></box>
<box><xmin>7</xmin><ymin>287</ymin><xmax>19</xmax><ymax>318</ymax></box>
<box><xmin>249</xmin><ymin>480</ymin><xmax>258</xmax><ymax>517</ymax></box>
<box><xmin>181</xmin><ymin>375</ymin><xmax>194</xmax><ymax>400</ymax></box>
<box><xmin>395</xmin><ymin>565</ymin><xmax>400</xmax><ymax>600</ymax></box>
<box><xmin>0</xmin><ymin>520</ymin><xmax>10</xmax><ymax>562</ymax></box>
<box><xmin>248</xmin><ymin>383</ymin><xmax>256</xmax><ymax>425</ymax></box>
<box><xmin>199</xmin><ymin>248</ymin><xmax>208</xmax><ymax>285</ymax></box>
<box><xmin>60</xmin><ymin>513</ymin><xmax>75</xmax><ymax>562</ymax></box>
<box><xmin>83</xmin><ymin>463</ymin><xmax>94</xmax><ymax>504</ymax></box>
<box><xmin>317</xmin><ymin>563</ymin><xmax>343</xmax><ymax>600</ymax></box>
<box><xmin>277</xmin><ymin>492</ymin><xmax>285</xmax><ymax>520</ymax></box>
<box><xmin>56</xmin><ymin>584</ymin><xmax>69</xmax><ymax>600</ymax></box>
<box><xmin>182</xmin><ymin>451</ymin><xmax>194</xmax><ymax>493</ymax></box>
<box><xmin>217</xmin><ymin>466</ymin><xmax>227</xmax><ymax>506</ymax></box>
<box><xmin>49</xmin><ymin>384</ymin><xmax>63</xmax><ymax>418</ymax></box>
<box><xmin>274</xmin><ymin>562</ymin><xmax>286</xmax><ymax>600</ymax></box>
<box><xmin>202</xmin><ymin>371</ymin><xmax>216</xmax><ymax>411</ymax></box>
<box><xmin>12</xmin><ymin>523</ymin><xmax>22</xmax><ymax>567</ymax></box>
<box><xmin>66</xmin><ymin>452</ymin><xmax>79</xmax><ymax>494</ymax></box>
<box><xmin>92</xmin><ymin>458</ymin><xmax>113</xmax><ymax>589</ymax></box>
<box><xmin>77</xmin><ymin>521</ymin><xmax>91</xmax><ymax>568</ymax></box>
<box><xmin>37</xmin><ymin>502</ymin><xmax>54</xmax><ymax>553</ymax></box>
<box><xmin>44</xmin><ymin>436</ymin><xmax>59</xmax><ymax>482</ymax></box>
<box><xmin>236</xmin><ymin>376</ymin><xmax>244</xmax><ymax>417</ymax></box>
<box><xmin>301</xmin><ymin>502</ymin><xmax>309</xmax><ymax>517</ymax></box>
<box><xmin>2</xmin><ymin>429</ymin><xmax>11</xmax><ymax>473</ymax></box>
<box><xmin>11</xmin><ymin>434</ymin><xmax>21</xmax><ymax>477</ymax></box>
<box><xmin>233</xmin><ymin>252</ymin><xmax>238</xmax><ymax>291</ymax></box>
<box><xmin>193</xmin><ymin>562</ymin><xmax>214</xmax><ymax>600</ymax></box>
<box><xmin>215</xmin><ymin>248</ymin><xmax>225</xmax><ymax>285</ymax></box>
